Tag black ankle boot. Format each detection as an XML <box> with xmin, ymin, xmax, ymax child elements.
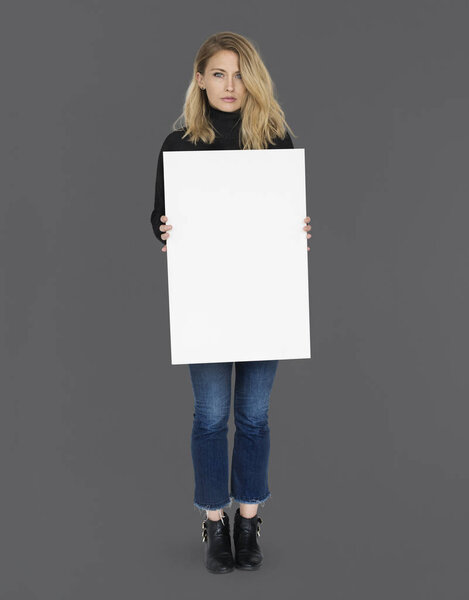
<box><xmin>201</xmin><ymin>513</ymin><xmax>234</xmax><ymax>574</ymax></box>
<box><xmin>233</xmin><ymin>507</ymin><xmax>264</xmax><ymax>570</ymax></box>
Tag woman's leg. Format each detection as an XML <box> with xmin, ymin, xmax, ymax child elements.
<box><xmin>189</xmin><ymin>362</ymin><xmax>233</xmax><ymax>519</ymax></box>
<box><xmin>230</xmin><ymin>360</ymin><xmax>279</xmax><ymax>517</ymax></box>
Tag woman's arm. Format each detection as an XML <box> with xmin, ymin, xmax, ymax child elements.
<box><xmin>150</xmin><ymin>143</ymin><xmax>166</xmax><ymax>245</ymax></box>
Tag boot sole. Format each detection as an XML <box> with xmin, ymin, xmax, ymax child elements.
<box><xmin>235</xmin><ymin>562</ymin><xmax>262</xmax><ymax>571</ymax></box>
<box><xmin>205</xmin><ymin>565</ymin><xmax>235</xmax><ymax>574</ymax></box>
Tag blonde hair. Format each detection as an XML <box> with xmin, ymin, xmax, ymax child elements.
<box><xmin>172</xmin><ymin>31</ymin><xmax>296</xmax><ymax>149</ymax></box>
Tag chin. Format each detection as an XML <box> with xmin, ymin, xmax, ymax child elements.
<box><xmin>219</xmin><ymin>102</ymin><xmax>240</xmax><ymax>110</ymax></box>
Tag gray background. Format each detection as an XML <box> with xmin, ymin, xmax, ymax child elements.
<box><xmin>2</xmin><ymin>0</ymin><xmax>469</xmax><ymax>598</ymax></box>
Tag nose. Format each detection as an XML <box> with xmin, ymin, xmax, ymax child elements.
<box><xmin>226</xmin><ymin>77</ymin><xmax>235</xmax><ymax>91</ymax></box>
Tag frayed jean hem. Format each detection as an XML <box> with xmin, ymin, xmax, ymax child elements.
<box><xmin>230</xmin><ymin>491</ymin><xmax>271</xmax><ymax>507</ymax></box>
<box><xmin>193</xmin><ymin>497</ymin><xmax>233</xmax><ymax>513</ymax></box>
<box><xmin>192</xmin><ymin>492</ymin><xmax>271</xmax><ymax>515</ymax></box>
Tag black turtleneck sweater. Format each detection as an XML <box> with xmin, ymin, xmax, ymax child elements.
<box><xmin>150</xmin><ymin>104</ymin><xmax>294</xmax><ymax>244</ymax></box>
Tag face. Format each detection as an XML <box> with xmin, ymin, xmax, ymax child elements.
<box><xmin>196</xmin><ymin>49</ymin><xmax>246</xmax><ymax>112</ymax></box>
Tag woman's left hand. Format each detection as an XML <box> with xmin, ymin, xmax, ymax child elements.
<box><xmin>303</xmin><ymin>216</ymin><xmax>311</xmax><ymax>251</ymax></box>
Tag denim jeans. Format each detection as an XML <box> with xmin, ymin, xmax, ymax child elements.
<box><xmin>188</xmin><ymin>360</ymin><xmax>279</xmax><ymax>511</ymax></box>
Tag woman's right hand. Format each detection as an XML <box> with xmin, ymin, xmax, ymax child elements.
<box><xmin>159</xmin><ymin>215</ymin><xmax>172</xmax><ymax>252</ymax></box>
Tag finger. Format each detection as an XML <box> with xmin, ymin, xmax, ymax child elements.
<box><xmin>308</xmin><ymin>247</ymin><xmax>310</xmax><ymax>251</ymax></box>
<box><xmin>307</xmin><ymin>234</ymin><xmax>311</xmax><ymax>238</ymax></box>
<box><xmin>162</xmin><ymin>245</ymin><xmax>167</xmax><ymax>252</ymax></box>
<box><xmin>160</xmin><ymin>215</ymin><xmax>168</xmax><ymax>223</ymax></box>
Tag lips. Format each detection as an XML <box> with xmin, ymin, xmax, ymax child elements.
<box><xmin>222</xmin><ymin>97</ymin><xmax>236</xmax><ymax>100</ymax></box>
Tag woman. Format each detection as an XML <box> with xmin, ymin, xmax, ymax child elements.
<box><xmin>150</xmin><ymin>32</ymin><xmax>311</xmax><ymax>574</ymax></box>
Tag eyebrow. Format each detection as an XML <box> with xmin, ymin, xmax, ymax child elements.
<box><xmin>209</xmin><ymin>68</ymin><xmax>241</xmax><ymax>73</ymax></box>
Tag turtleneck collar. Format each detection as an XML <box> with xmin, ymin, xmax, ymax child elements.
<box><xmin>208</xmin><ymin>103</ymin><xmax>241</xmax><ymax>136</ymax></box>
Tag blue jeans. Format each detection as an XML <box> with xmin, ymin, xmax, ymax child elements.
<box><xmin>189</xmin><ymin>360</ymin><xmax>279</xmax><ymax>511</ymax></box>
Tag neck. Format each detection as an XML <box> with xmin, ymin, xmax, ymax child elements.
<box><xmin>208</xmin><ymin>103</ymin><xmax>241</xmax><ymax>136</ymax></box>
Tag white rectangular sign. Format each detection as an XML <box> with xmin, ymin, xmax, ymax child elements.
<box><xmin>163</xmin><ymin>148</ymin><xmax>310</xmax><ymax>365</ymax></box>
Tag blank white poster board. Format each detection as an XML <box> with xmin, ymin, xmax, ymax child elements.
<box><xmin>163</xmin><ymin>148</ymin><xmax>310</xmax><ymax>365</ymax></box>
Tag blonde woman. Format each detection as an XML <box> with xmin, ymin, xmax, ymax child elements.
<box><xmin>151</xmin><ymin>32</ymin><xmax>311</xmax><ymax>574</ymax></box>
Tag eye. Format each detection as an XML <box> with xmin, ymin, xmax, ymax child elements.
<box><xmin>213</xmin><ymin>72</ymin><xmax>242</xmax><ymax>79</ymax></box>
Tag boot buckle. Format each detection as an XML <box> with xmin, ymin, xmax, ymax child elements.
<box><xmin>257</xmin><ymin>516</ymin><xmax>263</xmax><ymax>537</ymax></box>
<box><xmin>202</xmin><ymin>519</ymin><xmax>208</xmax><ymax>542</ymax></box>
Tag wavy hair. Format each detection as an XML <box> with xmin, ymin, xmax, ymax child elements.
<box><xmin>171</xmin><ymin>31</ymin><xmax>296</xmax><ymax>149</ymax></box>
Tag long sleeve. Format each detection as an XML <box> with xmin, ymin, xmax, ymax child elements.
<box><xmin>150</xmin><ymin>143</ymin><xmax>166</xmax><ymax>245</ymax></box>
